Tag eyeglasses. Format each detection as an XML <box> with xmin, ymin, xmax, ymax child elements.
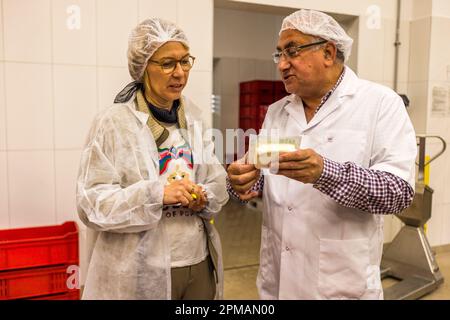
<box><xmin>148</xmin><ymin>55</ymin><xmax>196</xmax><ymax>74</ymax></box>
<box><xmin>272</xmin><ymin>40</ymin><xmax>327</xmax><ymax>64</ymax></box>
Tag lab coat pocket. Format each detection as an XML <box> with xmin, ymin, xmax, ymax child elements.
<box><xmin>322</xmin><ymin>130</ymin><xmax>367</xmax><ymax>165</ymax></box>
<box><xmin>318</xmin><ymin>238</ymin><xmax>369</xmax><ymax>299</ymax></box>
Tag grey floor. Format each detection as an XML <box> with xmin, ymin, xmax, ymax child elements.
<box><xmin>215</xmin><ymin>198</ymin><xmax>450</xmax><ymax>300</ymax></box>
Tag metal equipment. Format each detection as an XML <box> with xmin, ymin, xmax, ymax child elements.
<box><xmin>381</xmin><ymin>135</ymin><xmax>447</xmax><ymax>299</ymax></box>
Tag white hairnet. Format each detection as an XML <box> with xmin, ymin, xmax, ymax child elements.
<box><xmin>280</xmin><ymin>9</ymin><xmax>353</xmax><ymax>62</ymax></box>
<box><xmin>127</xmin><ymin>18</ymin><xmax>189</xmax><ymax>81</ymax></box>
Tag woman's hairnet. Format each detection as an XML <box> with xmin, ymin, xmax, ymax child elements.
<box><xmin>127</xmin><ymin>18</ymin><xmax>189</xmax><ymax>81</ymax></box>
<box><xmin>280</xmin><ymin>9</ymin><xmax>353</xmax><ymax>62</ymax></box>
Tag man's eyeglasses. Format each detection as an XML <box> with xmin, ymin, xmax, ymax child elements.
<box><xmin>148</xmin><ymin>55</ymin><xmax>196</xmax><ymax>74</ymax></box>
<box><xmin>272</xmin><ymin>40</ymin><xmax>327</xmax><ymax>64</ymax></box>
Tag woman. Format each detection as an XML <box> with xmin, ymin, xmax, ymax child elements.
<box><xmin>76</xmin><ymin>18</ymin><xmax>228</xmax><ymax>300</ymax></box>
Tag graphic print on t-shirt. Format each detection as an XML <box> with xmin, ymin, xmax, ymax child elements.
<box><xmin>156</xmin><ymin>125</ymin><xmax>207</xmax><ymax>267</ymax></box>
<box><xmin>158</xmin><ymin>143</ymin><xmax>193</xmax><ymax>175</ymax></box>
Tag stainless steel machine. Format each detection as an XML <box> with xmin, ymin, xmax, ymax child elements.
<box><xmin>381</xmin><ymin>135</ymin><xmax>447</xmax><ymax>300</ymax></box>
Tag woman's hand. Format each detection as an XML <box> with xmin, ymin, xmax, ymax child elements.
<box><xmin>163</xmin><ymin>180</ymin><xmax>207</xmax><ymax>211</ymax></box>
<box><xmin>163</xmin><ymin>180</ymin><xmax>195</xmax><ymax>206</ymax></box>
<box><xmin>188</xmin><ymin>184</ymin><xmax>208</xmax><ymax>212</ymax></box>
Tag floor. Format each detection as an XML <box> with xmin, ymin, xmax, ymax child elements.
<box><xmin>215</xmin><ymin>199</ymin><xmax>450</xmax><ymax>300</ymax></box>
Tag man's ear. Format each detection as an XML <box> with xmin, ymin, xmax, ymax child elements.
<box><xmin>323</xmin><ymin>42</ymin><xmax>337</xmax><ymax>65</ymax></box>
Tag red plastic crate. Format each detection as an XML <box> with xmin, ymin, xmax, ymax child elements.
<box><xmin>0</xmin><ymin>264</ymin><xmax>79</xmax><ymax>300</ymax></box>
<box><xmin>240</xmin><ymin>80</ymin><xmax>274</xmax><ymax>95</ymax></box>
<box><xmin>273</xmin><ymin>81</ymin><xmax>286</xmax><ymax>94</ymax></box>
<box><xmin>239</xmin><ymin>105</ymin><xmax>259</xmax><ymax>118</ymax></box>
<box><xmin>274</xmin><ymin>81</ymin><xmax>288</xmax><ymax>101</ymax></box>
<box><xmin>239</xmin><ymin>117</ymin><xmax>258</xmax><ymax>131</ymax></box>
<box><xmin>259</xmin><ymin>105</ymin><xmax>269</xmax><ymax>118</ymax></box>
<box><xmin>0</xmin><ymin>222</ymin><xmax>79</xmax><ymax>271</ymax></box>
<box><xmin>30</xmin><ymin>290</ymin><xmax>80</xmax><ymax>300</ymax></box>
<box><xmin>240</xmin><ymin>93</ymin><xmax>274</xmax><ymax>107</ymax></box>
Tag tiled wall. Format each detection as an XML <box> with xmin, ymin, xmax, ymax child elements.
<box><xmin>415</xmin><ymin>0</ymin><xmax>450</xmax><ymax>246</ymax></box>
<box><xmin>0</xmin><ymin>0</ymin><xmax>213</xmax><ymax>283</ymax></box>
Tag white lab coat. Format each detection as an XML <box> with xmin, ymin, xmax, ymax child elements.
<box><xmin>257</xmin><ymin>67</ymin><xmax>417</xmax><ymax>300</ymax></box>
<box><xmin>76</xmin><ymin>94</ymin><xmax>228</xmax><ymax>299</ymax></box>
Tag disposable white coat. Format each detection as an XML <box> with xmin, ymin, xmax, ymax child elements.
<box><xmin>76</xmin><ymin>94</ymin><xmax>228</xmax><ymax>299</ymax></box>
<box><xmin>257</xmin><ymin>67</ymin><xmax>417</xmax><ymax>299</ymax></box>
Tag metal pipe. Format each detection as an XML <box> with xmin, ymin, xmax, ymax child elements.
<box><xmin>393</xmin><ymin>0</ymin><xmax>401</xmax><ymax>92</ymax></box>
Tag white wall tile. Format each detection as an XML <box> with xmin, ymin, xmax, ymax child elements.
<box><xmin>5</xmin><ymin>62</ymin><xmax>53</xmax><ymax>150</ymax></box>
<box><xmin>426</xmin><ymin>203</ymin><xmax>444</xmax><ymax>247</ymax></box>
<box><xmin>97</xmin><ymin>0</ymin><xmax>138</xmax><ymax>67</ymax></box>
<box><xmin>408</xmin><ymin>17</ymin><xmax>431</xmax><ymax>82</ymax></box>
<box><xmin>427</xmin><ymin>151</ymin><xmax>448</xmax><ymax>210</ymax></box>
<box><xmin>441</xmin><ymin>204</ymin><xmax>450</xmax><ymax>244</ymax></box>
<box><xmin>432</xmin><ymin>0</ymin><xmax>450</xmax><ymax>18</ymax></box>
<box><xmin>220</xmin><ymin>94</ymin><xmax>239</xmax><ymax>131</ymax></box>
<box><xmin>8</xmin><ymin>150</ymin><xmax>55</xmax><ymax>228</ymax></box>
<box><xmin>238</xmin><ymin>58</ymin><xmax>256</xmax><ymax>83</ymax></box>
<box><xmin>183</xmin><ymin>70</ymin><xmax>212</xmax><ymax>99</ymax></box>
<box><xmin>55</xmin><ymin>150</ymin><xmax>82</xmax><ymax>225</ymax></box>
<box><xmin>52</xmin><ymin>0</ymin><xmax>97</xmax><ymax>65</ymax></box>
<box><xmin>356</xmin><ymin>18</ymin><xmax>385</xmax><ymax>82</ymax></box>
<box><xmin>411</xmin><ymin>0</ymin><xmax>433</xmax><ymax>20</ymax></box>
<box><xmin>213</xmin><ymin>58</ymin><xmax>221</xmax><ymax>94</ymax></box>
<box><xmin>0</xmin><ymin>152</ymin><xmax>9</xmax><ymax>229</ymax></box>
<box><xmin>214</xmin><ymin>8</ymin><xmax>279</xmax><ymax>61</ymax></box>
<box><xmin>407</xmin><ymin>81</ymin><xmax>428</xmax><ymax>134</ymax></box>
<box><xmin>0</xmin><ymin>63</ymin><xmax>6</xmax><ymax>150</ymax></box>
<box><xmin>218</xmin><ymin>58</ymin><xmax>239</xmax><ymax>96</ymax></box>
<box><xmin>429</xmin><ymin>17</ymin><xmax>450</xmax><ymax>82</ymax></box>
<box><xmin>178</xmin><ymin>0</ymin><xmax>212</xmax><ymax>72</ymax></box>
<box><xmin>382</xmin><ymin>18</ymin><xmax>397</xmax><ymax>85</ymax></box>
<box><xmin>3</xmin><ymin>0</ymin><xmax>51</xmax><ymax>63</ymax></box>
<box><xmin>53</xmin><ymin>65</ymin><xmax>97</xmax><ymax>149</ymax></box>
<box><xmin>384</xmin><ymin>215</ymin><xmax>404</xmax><ymax>243</ymax></box>
<box><xmin>183</xmin><ymin>70</ymin><xmax>213</xmax><ymax>127</ymax></box>
<box><xmin>138</xmin><ymin>0</ymin><xmax>177</xmax><ymax>23</ymax></box>
<box><xmin>97</xmin><ymin>66</ymin><xmax>131</xmax><ymax>110</ymax></box>
<box><xmin>395</xmin><ymin>81</ymin><xmax>409</xmax><ymax>95</ymax></box>
<box><xmin>0</xmin><ymin>3</ymin><xmax>4</xmax><ymax>62</ymax></box>
<box><xmin>383</xmin><ymin>215</ymin><xmax>404</xmax><ymax>244</ymax></box>
<box><xmin>254</xmin><ymin>60</ymin><xmax>276</xmax><ymax>80</ymax></box>
<box><xmin>397</xmin><ymin>20</ymin><xmax>411</xmax><ymax>85</ymax></box>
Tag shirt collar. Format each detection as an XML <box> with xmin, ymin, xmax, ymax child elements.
<box><xmin>135</xmin><ymin>90</ymin><xmax>187</xmax><ymax>147</ymax></box>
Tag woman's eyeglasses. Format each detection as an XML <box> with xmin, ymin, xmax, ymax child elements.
<box><xmin>148</xmin><ymin>55</ymin><xmax>196</xmax><ymax>74</ymax></box>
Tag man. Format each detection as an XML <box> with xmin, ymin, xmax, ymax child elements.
<box><xmin>227</xmin><ymin>9</ymin><xmax>417</xmax><ymax>299</ymax></box>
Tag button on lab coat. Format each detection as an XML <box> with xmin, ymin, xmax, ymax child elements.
<box><xmin>76</xmin><ymin>94</ymin><xmax>228</xmax><ymax>299</ymax></box>
<box><xmin>257</xmin><ymin>67</ymin><xmax>417</xmax><ymax>299</ymax></box>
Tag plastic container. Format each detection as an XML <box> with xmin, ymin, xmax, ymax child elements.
<box><xmin>239</xmin><ymin>105</ymin><xmax>259</xmax><ymax>118</ymax></box>
<box><xmin>240</xmin><ymin>93</ymin><xmax>274</xmax><ymax>107</ymax></box>
<box><xmin>0</xmin><ymin>264</ymin><xmax>79</xmax><ymax>300</ymax></box>
<box><xmin>240</xmin><ymin>80</ymin><xmax>274</xmax><ymax>95</ymax></box>
<box><xmin>30</xmin><ymin>290</ymin><xmax>80</xmax><ymax>300</ymax></box>
<box><xmin>0</xmin><ymin>221</ymin><xmax>79</xmax><ymax>271</ymax></box>
<box><xmin>239</xmin><ymin>117</ymin><xmax>258</xmax><ymax>131</ymax></box>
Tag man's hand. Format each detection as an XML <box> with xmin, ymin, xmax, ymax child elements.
<box><xmin>271</xmin><ymin>149</ymin><xmax>324</xmax><ymax>184</ymax></box>
<box><xmin>227</xmin><ymin>160</ymin><xmax>260</xmax><ymax>201</ymax></box>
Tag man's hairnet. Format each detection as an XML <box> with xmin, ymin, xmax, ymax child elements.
<box><xmin>127</xmin><ymin>18</ymin><xmax>189</xmax><ymax>81</ymax></box>
<box><xmin>280</xmin><ymin>9</ymin><xmax>353</xmax><ymax>62</ymax></box>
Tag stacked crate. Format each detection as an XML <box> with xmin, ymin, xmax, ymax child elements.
<box><xmin>239</xmin><ymin>80</ymin><xmax>288</xmax><ymax>132</ymax></box>
<box><xmin>0</xmin><ymin>222</ymin><xmax>80</xmax><ymax>300</ymax></box>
